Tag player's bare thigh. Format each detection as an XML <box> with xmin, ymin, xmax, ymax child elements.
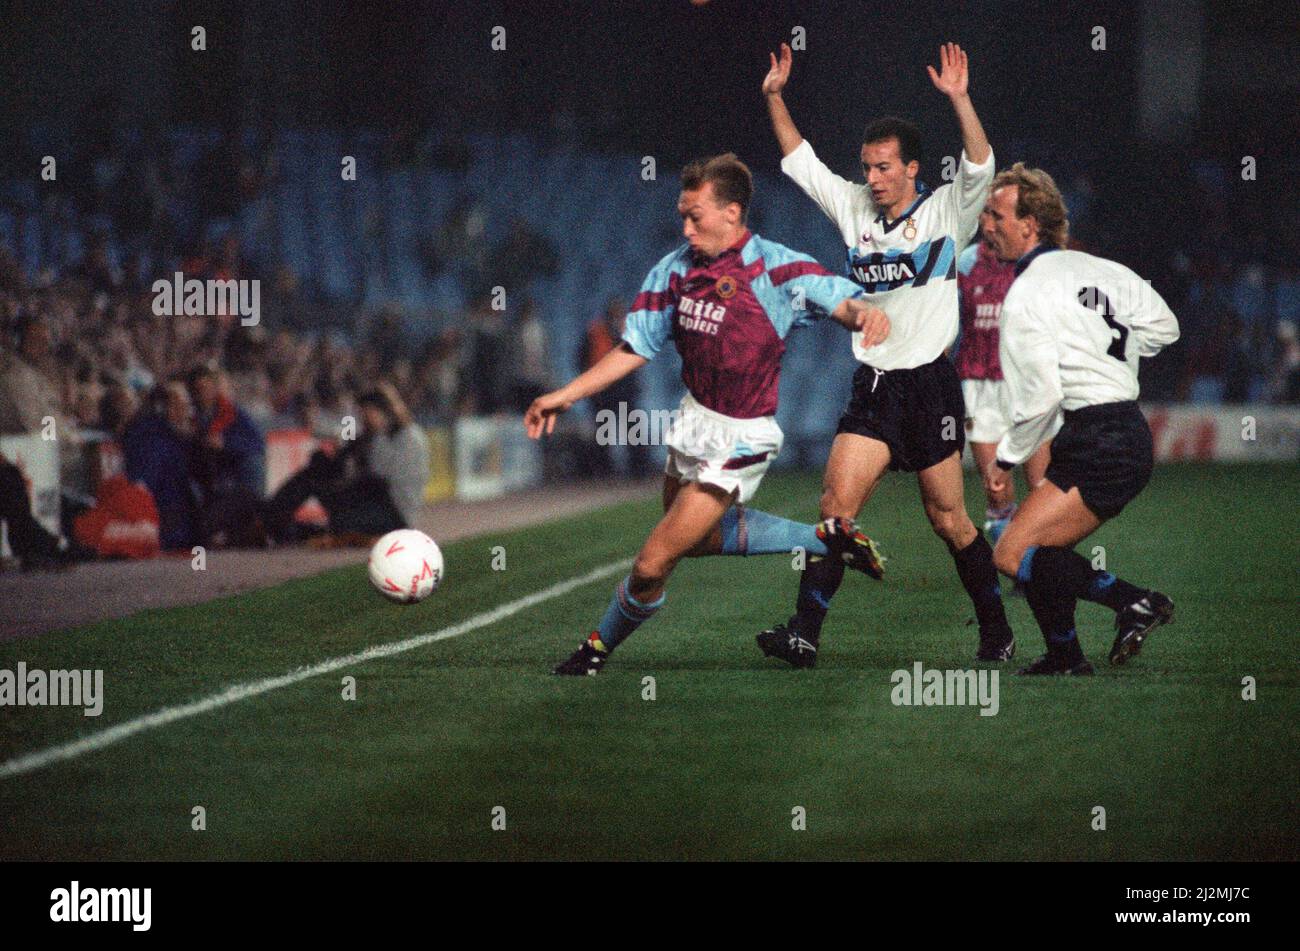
<box><xmin>821</xmin><ymin>433</ymin><xmax>891</xmax><ymax>519</ymax></box>
<box><xmin>663</xmin><ymin>473</ymin><xmax>728</xmax><ymax>557</ymax></box>
<box><xmin>916</xmin><ymin>451</ymin><xmax>978</xmax><ymax>548</ymax></box>
<box><xmin>631</xmin><ymin>479</ymin><xmax>734</xmax><ymax>601</ymax></box>
<box><xmin>991</xmin><ymin>479</ymin><xmax>1102</xmax><ymax>578</ymax></box>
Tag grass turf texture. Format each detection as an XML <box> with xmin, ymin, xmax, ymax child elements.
<box><xmin>1</xmin><ymin>463</ymin><xmax>1296</xmax><ymax>861</ymax></box>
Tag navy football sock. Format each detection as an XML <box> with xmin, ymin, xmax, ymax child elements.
<box><xmin>950</xmin><ymin>534</ymin><xmax>1009</xmax><ymax>630</ymax></box>
<box><xmin>1025</xmin><ymin>578</ymin><xmax>1084</xmax><ymax>662</ymax></box>
<box><xmin>793</xmin><ymin>555</ymin><xmax>846</xmax><ymax>638</ymax></box>
<box><xmin>1025</xmin><ymin>546</ymin><xmax>1144</xmax><ymax>613</ymax></box>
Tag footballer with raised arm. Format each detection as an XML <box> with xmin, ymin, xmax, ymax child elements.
<box><xmin>956</xmin><ymin>229</ymin><xmax>1052</xmax><ymax>545</ymax></box>
<box><xmin>758</xmin><ymin>42</ymin><xmax>1014</xmax><ymax>667</ymax></box>
<box><xmin>981</xmin><ymin>163</ymin><xmax>1180</xmax><ymax>674</ymax></box>
<box><xmin>526</xmin><ymin>154</ymin><xmax>891</xmax><ymax>676</ymax></box>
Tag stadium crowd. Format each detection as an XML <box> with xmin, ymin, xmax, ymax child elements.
<box><xmin>1</xmin><ymin>122</ymin><xmax>1297</xmax><ymax>570</ymax></box>
<box><xmin>0</xmin><ymin>238</ymin><xmax>567</xmax><ymax>567</ymax></box>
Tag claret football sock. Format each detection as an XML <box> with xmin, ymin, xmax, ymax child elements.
<box><xmin>950</xmin><ymin>534</ymin><xmax>1009</xmax><ymax>629</ymax></box>
<box><xmin>1020</xmin><ymin>546</ymin><xmax>1145</xmax><ymax>613</ymax></box>
<box><xmin>719</xmin><ymin>506</ymin><xmax>828</xmax><ymax>557</ymax></box>
<box><xmin>593</xmin><ymin>575</ymin><xmax>665</xmax><ymax>651</ymax></box>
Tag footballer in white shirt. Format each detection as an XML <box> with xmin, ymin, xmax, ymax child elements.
<box><xmin>757</xmin><ymin>41</ymin><xmax>1016</xmax><ymax>668</ymax></box>
<box><xmin>980</xmin><ymin>163</ymin><xmax>1180</xmax><ymax>675</ymax></box>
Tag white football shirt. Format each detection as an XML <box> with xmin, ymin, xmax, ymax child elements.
<box><xmin>996</xmin><ymin>246</ymin><xmax>1181</xmax><ymax>465</ymax></box>
<box><xmin>781</xmin><ymin>139</ymin><xmax>994</xmax><ymax>370</ymax></box>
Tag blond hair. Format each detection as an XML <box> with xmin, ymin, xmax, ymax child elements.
<box><xmin>991</xmin><ymin>162</ymin><xmax>1069</xmax><ymax>248</ymax></box>
<box><xmin>680</xmin><ymin>153</ymin><xmax>754</xmax><ymax>222</ymax></box>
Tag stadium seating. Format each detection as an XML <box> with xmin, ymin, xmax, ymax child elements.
<box><xmin>3</xmin><ymin>126</ymin><xmax>1291</xmax><ymax>436</ymax></box>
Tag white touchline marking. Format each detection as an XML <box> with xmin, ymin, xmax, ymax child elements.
<box><xmin>0</xmin><ymin>557</ymin><xmax>634</xmax><ymax>780</ymax></box>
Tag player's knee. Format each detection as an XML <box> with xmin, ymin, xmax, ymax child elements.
<box><xmin>926</xmin><ymin>506</ymin><xmax>961</xmax><ymax>542</ymax></box>
<box><xmin>992</xmin><ymin>537</ymin><xmax>1025</xmax><ymax>578</ymax></box>
<box><xmin>936</xmin><ymin>510</ymin><xmax>978</xmax><ymax>550</ymax></box>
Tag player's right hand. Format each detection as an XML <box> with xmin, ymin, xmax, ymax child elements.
<box><xmin>841</xmin><ymin>300</ymin><xmax>890</xmax><ymax>347</ymax></box>
<box><xmin>859</xmin><ymin>305</ymin><xmax>890</xmax><ymax>348</ymax></box>
<box><xmin>524</xmin><ymin>390</ymin><xmax>574</xmax><ymax>439</ymax></box>
<box><xmin>927</xmin><ymin>42</ymin><xmax>969</xmax><ymax>99</ymax></box>
<box><xmin>762</xmin><ymin>42</ymin><xmax>793</xmax><ymax>96</ymax></box>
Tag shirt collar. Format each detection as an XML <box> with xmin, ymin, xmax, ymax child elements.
<box><xmin>693</xmin><ymin>228</ymin><xmax>752</xmax><ymax>266</ymax></box>
<box><xmin>876</xmin><ymin>182</ymin><xmax>931</xmax><ymax>229</ymax></box>
<box><xmin>1014</xmin><ymin>242</ymin><xmax>1058</xmax><ymax>276</ymax></box>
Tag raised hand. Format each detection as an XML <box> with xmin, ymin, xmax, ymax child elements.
<box><xmin>762</xmin><ymin>42</ymin><xmax>793</xmax><ymax>96</ymax></box>
<box><xmin>926</xmin><ymin>42</ymin><xmax>969</xmax><ymax>99</ymax></box>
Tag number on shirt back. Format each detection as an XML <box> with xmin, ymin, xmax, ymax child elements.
<box><xmin>1078</xmin><ymin>286</ymin><xmax>1128</xmax><ymax>361</ymax></box>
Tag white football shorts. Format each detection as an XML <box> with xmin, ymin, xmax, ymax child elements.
<box><xmin>961</xmin><ymin>378</ymin><xmax>1014</xmax><ymax>445</ymax></box>
<box><xmin>663</xmin><ymin>394</ymin><xmax>782</xmax><ymax>504</ymax></box>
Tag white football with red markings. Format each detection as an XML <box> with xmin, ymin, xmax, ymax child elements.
<box><xmin>367</xmin><ymin>529</ymin><xmax>444</xmax><ymax>604</ymax></box>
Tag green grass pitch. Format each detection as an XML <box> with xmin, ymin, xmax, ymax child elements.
<box><xmin>1</xmin><ymin>464</ymin><xmax>1296</xmax><ymax>860</ymax></box>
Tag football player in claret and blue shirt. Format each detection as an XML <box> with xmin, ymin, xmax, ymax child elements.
<box><xmin>525</xmin><ymin>153</ymin><xmax>891</xmax><ymax>675</ymax></box>
<box><xmin>759</xmin><ymin>41</ymin><xmax>1016</xmax><ymax>667</ymax></box>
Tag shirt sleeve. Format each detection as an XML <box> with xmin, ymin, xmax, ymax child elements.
<box><xmin>1128</xmin><ymin>278</ymin><xmax>1181</xmax><ymax>358</ymax></box>
<box><xmin>996</xmin><ymin>287</ymin><xmax>1064</xmax><ymax>466</ymax></box>
<box><xmin>939</xmin><ymin>148</ymin><xmax>995</xmax><ymax>254</ymax></box>
<box><xmin>758</xmin><ymin>239</ymin><xmax>863</xmax><ymax>334</ymax></box>
<box><xmin>780</xmin><ymin>139</ymin><xmax>862</xmax><ymax>232</ymax></box>
<box><xmin>782</xmin><ymin>268</ymin><xmax>864</xmax><ymax>329</ymax></box>
<box><xmin>956</xmin><ymin>241</ymin><xmax>979</xmax><ymax>277</ymax></box>
<box><xmin>621</xmin><ymin>249</ymin><xmax>683</xmax><ymax>360</ymax></box>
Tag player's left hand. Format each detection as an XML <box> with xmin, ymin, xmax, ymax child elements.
<box><xmin>984</xmin><ymin>459</ymin><xmax>1009</xmax><ymax>496</ymax></box>
<box><xmin>927</xmin><ymin>42</ymin><xmax>969</xmax><ymax>98</ymax></box>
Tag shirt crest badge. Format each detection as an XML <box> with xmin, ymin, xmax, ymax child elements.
<box><xmin>903</xmin><ymin>217</ymin><xmax>918</xmax><ymax>241</ymax></box>
<box><xmin>715</xmin><ymin>275</ymin><xmax>738</xmax><ymax>299</ymax></box>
